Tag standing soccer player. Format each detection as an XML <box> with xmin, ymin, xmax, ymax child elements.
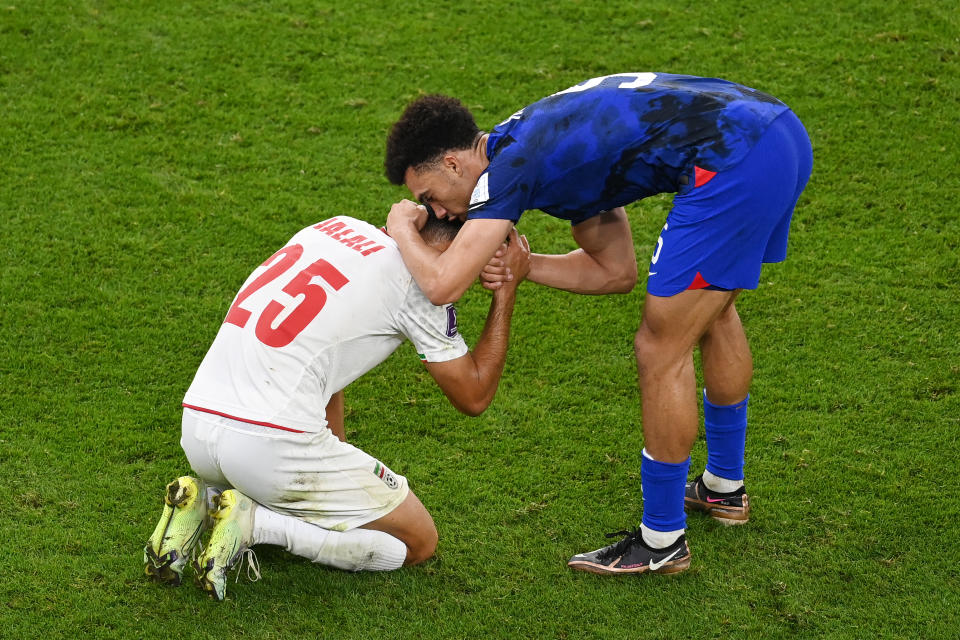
<box><xmin>383</xmin><ymin>72</ymin><xmax>812</xmax><ymax>574</ymax></box>
<box><xmin>144</xmin><ymin>211</ymin><xmax>530</xmax><ymax>599</ymax></box>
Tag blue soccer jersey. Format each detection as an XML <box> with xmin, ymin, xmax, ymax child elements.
<box><xmin>467</xmin><ymin>72</ymin><xmax>790</xmax><ymax>224</ymax></box>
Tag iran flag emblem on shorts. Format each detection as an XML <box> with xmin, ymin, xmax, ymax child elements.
<box><xmin>374</xmin><ymin>462</ymin><xmax>400</xmax><ymax>490</ymax></box>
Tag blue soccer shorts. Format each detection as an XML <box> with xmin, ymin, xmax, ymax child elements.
<box><xmin>645</xmin><ymin>109</ymin><xmax>813</xmax><ymax>297</ymax></box>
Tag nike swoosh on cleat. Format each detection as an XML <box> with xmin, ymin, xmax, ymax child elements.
<box><xmin>648</xmin><ymin>548</ymin><xmax>680</xmax><ymax>571</ymax></box>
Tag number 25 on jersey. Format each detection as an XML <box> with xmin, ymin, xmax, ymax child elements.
<box><xmin>223</xmin><ymin>244</ymin><xmax>350</xmax><ymax>348</ymax></box>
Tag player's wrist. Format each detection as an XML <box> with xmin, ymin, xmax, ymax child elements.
<box><xmin>393</xmin><ymin>219</ymin><xmax>419</xmax><ymax>238</ymax></box>
<box><xmin>492</xmin><ymin>282</ymin><xmax>518</xmax><ymax>301</ymax></box>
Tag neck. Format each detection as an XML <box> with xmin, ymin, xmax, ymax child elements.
<box><xmin>475</xmin><ymin>133</ymin><xmax>490</xmax><ymax>171</ymax></box>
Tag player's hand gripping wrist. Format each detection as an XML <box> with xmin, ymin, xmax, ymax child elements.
<box><xmin>485</xmin><ymin>229</ymin><xmax>530</xmax><ymax>294</ymax></box>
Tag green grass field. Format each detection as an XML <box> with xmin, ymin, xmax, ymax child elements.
<box><xmin>2</xmin><ymin>1</ymin><xmax>958</xmax><ymax>637</ymax></box>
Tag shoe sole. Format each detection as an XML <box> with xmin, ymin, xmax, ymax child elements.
<box><xmin>568</xmin><ymin>554</ymin><xmax>692</xmax><ymax>575</ymax></box>
<box><xmin>684</xmin><ymin>495</ymin><xmax>750</xmax><ymax>525</ymax></box>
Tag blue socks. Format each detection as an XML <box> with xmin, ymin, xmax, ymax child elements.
<box><xmin>640</xmin><ymin>449</ymin><xmax>690</xmax><ymax>537</ymax></box>
<box><xmin>638</xmin><ymin>392</ymin><xmax>748</xmax><ymax>546</ymax></box>
<box><xmin>703</xmin><ymin>391</ymin><xmax>749</xmax><ymax>482</ymax></box>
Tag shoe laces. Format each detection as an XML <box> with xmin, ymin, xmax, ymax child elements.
<box><xmin>234</xmin><ymin>548</ymin><xmax>262</xmax><ymax>584</ymax></box>
<box><xmin>598</xmin><ymin>527</ymin><xmax>643</xmax><ymax>562</ymax></box>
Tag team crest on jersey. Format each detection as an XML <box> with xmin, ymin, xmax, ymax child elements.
<box><xmin>445</xmin><ymin>304</ymin><xmax>459</xmax><ymax>338</ymax></box>
<box><xmin>469</xmin><ymin>172</ymin><xmax>489</xmax><ymax>208</ymax></box>
<box><xmin>373</xmin><ymin>461</ymin><xmax>400</xmax><ymax>490</ymax></box>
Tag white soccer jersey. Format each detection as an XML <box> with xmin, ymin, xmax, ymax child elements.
<box><xmin>183</xmin><ymin>216</ymin><xmax>468</xmax><ymax>433</ymax></box>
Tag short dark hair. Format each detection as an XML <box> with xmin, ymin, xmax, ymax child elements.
<box><xmin>384</xmin><ymin>95</ymin><xmax>480</xmax><ymax>185</ymax></box>
<box><xmin>420</xmin><ymin>207</ymin><xmax>464</xmax><ymax>246</ymax></box>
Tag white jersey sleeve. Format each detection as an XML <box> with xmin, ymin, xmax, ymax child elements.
<box><xmin>395</xmin><ymin>289</ymin><xmax>468</xmax><ymax>363</ymax></box>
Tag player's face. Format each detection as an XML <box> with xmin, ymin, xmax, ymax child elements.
<box><xmin>404</xmin><ymin>164</ymin><xmax>473</xmax><ymax>222</ymax></box>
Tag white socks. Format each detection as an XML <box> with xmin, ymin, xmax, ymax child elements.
<box><xmin>703</xmin><ymin>468</ymin><xmax>744</xmax><ymax>493</ymax></box>
<box><xmin>640</xmin><ymin>524</ymin><xmax>683</xmax><ymax>549</ymax></box>
<box><xmin>252</xmin><ymin>506</ymin><xmax>407</xmax><ymax>571</ymax></box>
<box><xmin>204</xmin><ymin>486</ymin><xmax>222</xmax><ymax>512</ymax></box>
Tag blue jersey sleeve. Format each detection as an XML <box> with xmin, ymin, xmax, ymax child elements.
<box><xmin>465</xmin><ymin>140</ymin><xmax>532</xmax><ymax>223</ymax></box>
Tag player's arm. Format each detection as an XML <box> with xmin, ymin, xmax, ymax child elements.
<box><xmin>424</xmin><ymin>231</ymin><xmax>530</xmax><ymax>416</ymax></box>
<box><xmin>387</xmin><ymin>199</ymin><xmax>515</xmax><ymax>305</ymax></box>
<box><xmin>325</xmin><ymin>390</ymin><xmax>346</xmax><ymax>442</ymax></box>
<box><xmin>528</xmin><ymin>207</ymin><xmax>638</xmax><ymax>294</ymax></box>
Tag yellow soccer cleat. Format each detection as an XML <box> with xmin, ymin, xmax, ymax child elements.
<box><xmin>143</xmin><ymin>476</ymin><xmax>210</xmax><ymax>585</ymax></box>
<box><xmin>193</xmin><ymin>489</ymin><xmax>257</xmax><ymax>601</ymax></box>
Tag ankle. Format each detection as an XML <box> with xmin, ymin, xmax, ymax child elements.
<box><xmin>640</xmin><ymin>524</ymin><xmax>683</xmax><ymax>549</ymax></box>
<box><xmin>702</xmin><ymin>469</ymin><xmax>744</xmax><ymax>493</ymax></box>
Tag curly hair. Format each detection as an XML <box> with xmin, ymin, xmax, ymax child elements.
<box><xmin>384</xmin><ymin>94</ymin><xmax>480</xmax><ymax>185</ymax></box>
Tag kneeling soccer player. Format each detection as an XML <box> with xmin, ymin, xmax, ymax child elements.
<box><xmin>144</xmin><ymin>210</ymin><xmax>529</xmax><ymax>600</ymax></box>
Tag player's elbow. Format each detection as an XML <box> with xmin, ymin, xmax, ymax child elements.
<box><xmin>425</xmin><ymin>289</ymin><xmax>458</xmax><ymax>306</ymax></box>
<box><xmin>591</xmin><ymin>263</ymin><xmax>637</xmax><ymax>294</ymax></box>
<box><xmin>418</xmin><ymin>277</ymin><xmax>461</xmax><ymax>306</ymax></box>
<box><xmin>606</xmin><ymin>262</ymin><xmax>638</xmax><ymax>294</ymax></box>
<box><xmin>420</xmin><ymin>267</ymin><xmax>474</xmax><ymax>305</ymax></box>
<box><xmin>590</xmin><ymin>273</ymin><xmax>636</xmax><ymax>294</ymax></box>
<box><xmin>457</xmin><ymin>398</ymin><xmax>490</xmax><ymax>417</ymax></box>
<box><xmin>582</xmin><ymin>261</ymin><xmax>637</xmax><ymax>294</ymax></box>
<box><xmin>452</xmin><ymin>389</ymin><xmax>494</xmax><ymax>417</ymax></box>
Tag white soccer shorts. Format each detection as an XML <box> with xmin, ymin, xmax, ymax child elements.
<box><xmin>180</xmin><ymin>407</ymin><xmax>409</xmax><ymax>532</ymax></box>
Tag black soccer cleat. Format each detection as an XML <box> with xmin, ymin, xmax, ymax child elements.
<box><xmin>567</xmin><ymin>528</ymin><xmax>691</xmax><ymax>575</ymax></box>
<box><xmin>684</xmin><ymin>474</ymin><xmax>750</xmax><ymax>525</ymax></box>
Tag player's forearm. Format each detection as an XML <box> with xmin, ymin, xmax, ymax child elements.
<box><xmin>463</xmin><ymin>286</ymin><xmax>517</xmax><ymax>415</ymax></box>
<box><xmin>528</xmin><ymin>250</ymin><xmax>635</xmax><ymax>295</ymax></box>
<box><xmin>392</xmin><ymin>224</ymin><xmax>473</xmax><ymax>305</ymax></box>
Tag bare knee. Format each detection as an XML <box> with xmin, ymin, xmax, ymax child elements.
<box><xmin>365</xmin><ymin>491</ymin><xmax>438</xmax><ymax>566</ymax></box>
<box><xmin>404</xmin><ymin>522</ymin><xmax>438</xmax><ymax>566</ymax></box>
<box><xmin>635</xmin><ymin>321</ymin><xmax>698</xmax><ymax>390</ymax></box>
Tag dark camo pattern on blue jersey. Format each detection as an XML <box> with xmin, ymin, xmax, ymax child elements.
<box><xmin>470</xmin><ymin>73</ymin><xmax>789</xmax><ymax>223</ymax></box>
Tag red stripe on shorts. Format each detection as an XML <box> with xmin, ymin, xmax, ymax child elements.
<box><xmin>182</xmin><ymin>403</ymin><xmax>307</xmax><ymax>433</ymax></box>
